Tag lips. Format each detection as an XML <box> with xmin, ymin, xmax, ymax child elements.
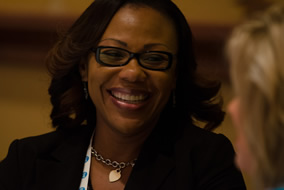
<box><xmin>109</xmin><ymin>89</ymin><xmax>149</xmax><ymax>104</ymax></box>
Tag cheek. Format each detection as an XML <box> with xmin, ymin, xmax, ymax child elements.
<box><xmin>87</xmin><ymin>71</ymin><xmax>101</xmax><ymax>105</ymax></box>
<box><xmin>228</xmin><ymin>99</ymin><xmax>255</xmax><ymax>174</ymax></box>
<box><xmin>228</xmin><ymin>99</ymin><xmax>241</xmax><ymax>129</ymax></box>
<box><xmin>153</xmin><ymin>71</ymin><xmax>175</xmax><ymax>96</ymax></box>
<box><xmin>161</xmin><ymin>66</ymin><xmax>176</xmax><ymax>88</ymax></box>
<box><xmin>234</xmin><ymin>134</ymin><xmax>255</xmax><ymax>175</ymax></box>
<box><xmin>87</xmin><ymin>65</ymin><xmax>112</xmax><ymax>104</ymax></box>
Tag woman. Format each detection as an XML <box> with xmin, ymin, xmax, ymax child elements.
<box><xmin>0</xmin><ymin>0</ymin><xmax>246</xmax><ymax>189</ymax></box>
<box><xmin>227</xmin><ymin>4</ymin><xmax>284</xmax><ymax>190</ymax></box>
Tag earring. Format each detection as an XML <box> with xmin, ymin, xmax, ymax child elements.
<box><xmin>172</xmin><ymin>90</ymin><xmax>176</xmax><ymax>108</ymax></box>
<box><xmin>83</xmin><ymin>82</ymin><xmax>88</xmax><ymax>100</ymax></box>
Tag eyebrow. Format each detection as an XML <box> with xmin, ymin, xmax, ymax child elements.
<box><xmin>99</xmin><ymin>38</ymin><xmax>127</xmax><ymax>47</ymax></box>
<box><xmin>144</xmin><ymin>43</ymin><xmax>170</xmax><ymax>50</ymax></box>
<box><xmin>99</xmin><ymin>38</ymin><xmax>171</xmax><ymax>50</ymax></box>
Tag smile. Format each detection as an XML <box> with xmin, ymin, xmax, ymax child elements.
<box><xmin>110</xmin><ymin>91</ymin><xmax>149</xmax><ymax>104</ymax></box>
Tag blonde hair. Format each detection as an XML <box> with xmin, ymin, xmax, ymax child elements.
<box><xmin>227</xmin><ymin>4</ymin><xmax>284</xmax><ymax>189</ymax></box>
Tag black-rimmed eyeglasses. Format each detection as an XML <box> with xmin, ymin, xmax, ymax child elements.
<box><xmin>91</xmin><ymin>46</ymin><xmax>173</xmax><ymax>71</ymax></box>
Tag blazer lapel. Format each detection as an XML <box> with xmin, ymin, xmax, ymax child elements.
<box><xmin>125</xmin><ymin>124</ymin><xmax>176</xmax><ymax>190</ymax></box>
<box><xmin>34</xmin><ymin>125</ymin><xmax>94</xmax><ymax>190</ymax></box>
<box><xmin>125</xmin><ymin>149</ymin><xmax>175</xmax><ymax>190</ymax></box>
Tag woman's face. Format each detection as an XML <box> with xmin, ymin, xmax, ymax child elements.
<box><xmin>81</xmin><ymin>5</ymin><xmax>178</xmax><ymax>136</ymax></box>
<box><xmin>228</xmin><ymin>97</ymin><xmax>255</xmax><ymax>175</ymax></box>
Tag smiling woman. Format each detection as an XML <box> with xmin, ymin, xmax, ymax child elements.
<box><xmin>79</xmin><ymin>5</ymin><xmax>177</xmax><ymax>138</ymax></box>
<box><xmin>0</xmin><ymin>0</ymin><xmax>246</xmax><ymax>189</ymax></box>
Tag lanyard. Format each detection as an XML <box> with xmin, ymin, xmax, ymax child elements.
<box><xmin>79</xmin><ymin>133</ymin><xmax>94</xmax><ymax>190</ymax></box>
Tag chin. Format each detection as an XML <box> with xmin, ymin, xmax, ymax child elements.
<box><xmin>112</xmin><ymin>120</ymin><xmax>153</xmax><ymax>137</ymax></box>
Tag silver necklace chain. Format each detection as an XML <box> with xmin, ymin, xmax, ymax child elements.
<box><xmin>91</xmin><ymin>147</ymin><xmax>137</xmax><ymax>169</ymax></box>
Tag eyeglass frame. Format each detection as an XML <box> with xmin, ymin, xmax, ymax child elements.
<box><xmin>90</xmin><ymin>46</ymin><xmax>174</xmax><ymax>71</ymax></box>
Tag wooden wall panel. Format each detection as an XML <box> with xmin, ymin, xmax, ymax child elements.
<box><xmin>0</xmin><ymin>14</ymin><xmax>233</xmax><ymax>81</ymax></box>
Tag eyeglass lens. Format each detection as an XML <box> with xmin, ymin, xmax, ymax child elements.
<box><xmin>97</xmin><ymin>47</ymin><xmax>171</xmax><ymax>70</ymax></box>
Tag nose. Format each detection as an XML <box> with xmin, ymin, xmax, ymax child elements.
<box><xmin>118</xmin><ymin>58</ymin><xmax>147</xmax><ymax>82</ymax></box>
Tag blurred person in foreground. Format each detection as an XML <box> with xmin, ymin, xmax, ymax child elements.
<box><xmin>0</xmin><ymin>0</ymin><xmax>246</xmax><ymax>189</ymax></box>
<box><xmin>227</xmin><ymin>3</ymin><xmax>284</xmax><ymax>190</ymax></box>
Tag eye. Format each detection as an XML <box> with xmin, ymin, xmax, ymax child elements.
<box><xmin>101</xmin><ymin>49</ymin><xmax>127</xmax><ymax>60</ymax></box>
<box><xmin>142</xmin><ymin>53</ymin><xmax>168</xmax><ymax>64</ymax></box>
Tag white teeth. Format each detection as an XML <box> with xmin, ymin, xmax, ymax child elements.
<box><xmin>112</xmin><ymin>92</ymin><xmax>147</xmax><ymax>102</ymax></box>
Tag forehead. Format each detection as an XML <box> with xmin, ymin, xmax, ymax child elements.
<box><xmin>122</xmin><ymin>3</ymin><xmax>173</xmax><ymax>23</ymax></box>
<box><xmin>99</xmin><ymin>4</ymin><xmax>178</xmax><ymax>52</ymax></box>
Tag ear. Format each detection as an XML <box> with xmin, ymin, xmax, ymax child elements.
<box><xmin>79</xmin><ymin>62</ymin><xmax>88</xmax><ymax>82</ymax></box>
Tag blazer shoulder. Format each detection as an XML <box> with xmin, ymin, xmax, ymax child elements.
<box><xmin>0</xmin><ymin>130</ymin><xmax>62</xmax><ymax>189</ymax></box>
<box><xmin>177</xmin><ymin>126</ymin><xmax>246</xmax><ymax>189</ymax></box>
<box><xmin>17</xmin><ymin>130</ymin><xmax>64</xmax><ymax>154</ymax></box>
<box><xmin>14</xmin><ymin>125</ymin><xmax>93</xmax><ymax>155</ymax></box>
<box><xmin>181</xmin><ymin>125</ymin><xmax>233</xmax><ymax>150</ymax></box>
<box><xmin>0</xmin><ymin>126</ymin><xmax>93</xmax><ymax>190</ymax></box>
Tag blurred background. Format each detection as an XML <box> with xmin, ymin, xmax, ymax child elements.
<box><xmin>0</xmin><ymin>0</ymin><xmax>280</xmax><ymax>189</ymax></box>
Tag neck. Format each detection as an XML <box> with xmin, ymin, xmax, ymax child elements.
<box><xmin>92</xmin><ymin>123</ymin><xmax>153</xmax><ymax>162</ymax></box>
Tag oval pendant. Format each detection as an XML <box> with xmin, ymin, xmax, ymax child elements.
<box><xmin>109</xmin><ymin>169</ymin><xmax>121</xmax><ymax>183</ymax></box>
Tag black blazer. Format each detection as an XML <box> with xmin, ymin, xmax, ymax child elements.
<box><xmin>0</xmin><ymin>123</ymin><xmax>246</xmax><ymax>190</ymax></box>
